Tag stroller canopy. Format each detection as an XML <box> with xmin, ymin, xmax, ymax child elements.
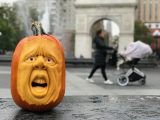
<box><xmin>122</xmin><ymin>41</ymin><xmax>152</xmax><ymax>59</ymax></box>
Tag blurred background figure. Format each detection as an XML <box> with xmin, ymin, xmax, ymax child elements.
<box><xmin>86</xmin><ymin>29</ymin><xmax>114</xmax><ymax>85</ymax></box>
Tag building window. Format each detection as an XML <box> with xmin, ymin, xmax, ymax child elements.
<box><xmin>138</xmin><ymin>0</ymin><xmax>141</xmax><ymax>19</ymax></box>
<box><xmin>148</xmin><ymin>24</ymin><xmax>151</xmax><ymax>28</ymax></box>
<box><xmin>149</xmin><ymin>0</ymin><xmax>152</xmax><ymax>20</ymax></box>
<box><xmin>143</xmin><ymin>0</ymin><xmax>146</xmax><ymax>20</ymax></box>
<box><xmin>156</xmin><ymin>24</ymin><xmax>159</xmax><ymax>28</ymax></box>
<box><xmin>155</xmin><ymin>0</ymin><xmax>158</xmax><ymax>20</ymax></box>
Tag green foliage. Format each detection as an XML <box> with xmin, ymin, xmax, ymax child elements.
<box><xmin>134</xmin><ymin>21</ymin><xmax>153</xmax><ymax>45</ymax></box>
<box><xmin>0</xmin><ymin>4</ymin><xmax>24</xmax><ymax>51</ymax></box>
<box><xmin>0</xmin><ymin>4</ymin><xmax>39</xmax><ymax>52</ymax></box>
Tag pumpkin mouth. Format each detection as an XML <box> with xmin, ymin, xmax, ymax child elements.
<box><xmin>32</xmin><ymin>80</ymin><xmax>47</xmax><ymax>88</ymax></box>
<box><xmin>30</xmin><ymin>76</ymin><xmax>49</xmax><ymax>98</ymax></box>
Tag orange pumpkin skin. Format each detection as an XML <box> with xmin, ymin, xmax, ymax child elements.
<box><xmin>11</xmin><ymin>35</ymin><xmax>65</xmax><ymax>112</ymax></box>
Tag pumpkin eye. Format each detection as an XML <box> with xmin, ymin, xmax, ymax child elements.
<box><xmin>44</xmin><ymin>57</ymin><xmax>56</xmax><ymax>65</ymax></box>
<box><xmin>26</xmin><ymin>56</ymin><xmax>37</xmax><ymax>62</ymax></box>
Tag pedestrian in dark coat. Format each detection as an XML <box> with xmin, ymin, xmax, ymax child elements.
<box><xmin>86</xmin><ymin>29</ymin><xmax>114</xmax><ymax>84</ymax></box>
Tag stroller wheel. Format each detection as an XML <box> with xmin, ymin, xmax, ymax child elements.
<box><xmin>117</xmin><ymin>75</ymin><xmax>129</xmax><ymax>86</ymax></box>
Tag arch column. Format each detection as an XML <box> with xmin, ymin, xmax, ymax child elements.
<box><xmin>75</xmin><ymin>14</ymin><xmax>92</xmax><ymax>58</ymax></box>
<box><xmin>75</xmin><ymin>33</ymin><xmax>92</xmax><ymax>58</ymax></box>
<box><xmin>119</xmin><ymin>33</ymin><xmax>134</xmax><ymax>51</ymax></box>
<box><xmin>118</xmin><ymin>11</ymin><xmax>135</xmax><ymax>52</ymax></box>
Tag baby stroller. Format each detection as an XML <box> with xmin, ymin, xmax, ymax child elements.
<box><xmin>117</xmin><ymin>41</ymin><xmax>152</xmax><ymax>86</ymax></box>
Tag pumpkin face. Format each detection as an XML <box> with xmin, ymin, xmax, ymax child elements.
<box><xmin>11</xmin><ymin>35</ymin><xmax>65</xmax><ymax>111</ymax></box>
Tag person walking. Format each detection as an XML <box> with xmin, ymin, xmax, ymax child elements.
<box><xmin>86</xmin><ymin>29</ymin><xmax>114</xmax><ymax>84</ymax></box>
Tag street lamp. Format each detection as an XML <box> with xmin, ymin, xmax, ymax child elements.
<box><xmin>153</xmin><ymin>30</ymin><xmax>160</xmax><ymax>55</ymax></box>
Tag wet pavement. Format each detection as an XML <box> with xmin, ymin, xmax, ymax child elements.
<box><xmin>1</xmin><ymin>96</ymin><xmax>160</xmax><ymax>120</ymax></box>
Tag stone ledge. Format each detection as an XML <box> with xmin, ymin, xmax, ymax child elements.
<box><xmin>75</xmin><ymin>0</ymin><xmax>137</xmax><ymax>8</ymax></box>
<box><xmin>1</xmin><ymin>96</ymin><xmax>160</xmax><ymax>120</ymax></box>
<box><xmin>0</xmin><ymin>55</ymin><xmax>157</xmax><ymax>67</ymax></box>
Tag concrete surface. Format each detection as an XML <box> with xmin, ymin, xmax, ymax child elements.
<box><xmin>1</xmin><ymin>96</ymin><xmax>160</xmax><ymax>120</ymax></box>
<box><xmin>1</xmin><ymin>66</ymin><xmax>160</xmax><ymax>119</ymax></box>
<box><xmin>1</xmin><ymin>66</ymin><xmax>160</xmax><ymax>98</ymax></box>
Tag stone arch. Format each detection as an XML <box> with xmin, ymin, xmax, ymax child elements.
<box><xmin>87</xmin><ymin>16</ymin><xmax>121</xmax><ymax>35</ymax></box>
<box><xmin>74</xmin><ymin>0</ymin><xmax>137</xmax><ymax>58</ymax></box>
<box><xmin>89</xmin><ymin>17</ymin><xmax>120</xmax><ymax>57</ymax></box>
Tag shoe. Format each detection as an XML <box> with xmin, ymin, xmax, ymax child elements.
<box><xmin>86</xmin><ymin>78</ymin><xmax>94</xmax><ymax>83</ymax></box>
<box><xmin>117</xmin><ymin>66</ymin><xmax>120</xmax><ymax>71</ymax></box>
<box><xmin>104</xmin><ymin>79</ymin><xmax>113</xmax><ymax>84</ymax></box>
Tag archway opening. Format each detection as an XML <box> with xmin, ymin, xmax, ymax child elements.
<box><xmin>90</xmin><ymin>19</ymin><xmax>120</xmax><ymax>57</ymax></box>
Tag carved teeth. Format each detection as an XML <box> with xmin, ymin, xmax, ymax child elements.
<box><xmin>34</xmin><ymin>79</ymin><xmax>46</xmax><ymax>84</ymax></box>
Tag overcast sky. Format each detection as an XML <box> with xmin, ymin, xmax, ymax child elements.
<box><xmin>0</xmin><ymin>0</ymin><xmax>18</xmax><ymax>4</ymax></box>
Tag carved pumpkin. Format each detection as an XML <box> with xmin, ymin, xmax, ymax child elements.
<box><xmin>11</xmin><ymin>35</ymin><xmax>65</xmax><ymax>112</ymax></box>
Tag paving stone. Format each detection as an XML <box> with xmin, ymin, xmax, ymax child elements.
<box><xmin>1</xmin><ymin>96</ymin><xmax>160</xmax><ymax>120</ymax></box>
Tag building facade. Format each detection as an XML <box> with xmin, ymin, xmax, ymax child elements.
<box><xmin>61</xmin><ymin>0</ymin><xmax>75</xmax><ymax>31</ymax></box>
<box><xmin>137</xmin><ymin>0</ymin><xmax>160</xmax><ymax>29</ymax></box>
<box><xmin>136</xmin><ymin>0</ymin><xmax>160</xmax><ymax>49</ymax></box>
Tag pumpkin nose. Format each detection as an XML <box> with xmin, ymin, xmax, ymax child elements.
<box><xmin>34</xmin><ymin>56</ymin><xmax>46</xmax><ymax>69</ymax></box>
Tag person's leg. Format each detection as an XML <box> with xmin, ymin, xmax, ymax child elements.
<box><xmin>88</xmin><ymin>65</ymin><xmax>99</xmax><ymax>78</ymax></box>
<box><xmin>101</xmin><ymin>66</ymin><xmax>108</xmax><ymax>80</ymax></box>
<box><xmin>101</xmin><ymin>65</ymin><xmax>114</xmax><ymax>84</ymax></box>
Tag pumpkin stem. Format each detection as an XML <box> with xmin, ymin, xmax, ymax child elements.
<box><xmin>31</xmin><ymin>21</ymin><xmax>46</xmax><ymax>35</ymax></box>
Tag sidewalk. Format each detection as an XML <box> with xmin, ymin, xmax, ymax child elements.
<box><xmin>1</xmin><ymin>67</ymin><xmax>160</xmax><ymax>119</ymax></box>
<box><xmin>66</xmin><ymin>70</ymin><xmax>160</xmax><ymax>96</ymax></box>
<box><xmin>1</xmin><ymin>69</ymin><xmax>160</xmax><ymax>98</ymax></box>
